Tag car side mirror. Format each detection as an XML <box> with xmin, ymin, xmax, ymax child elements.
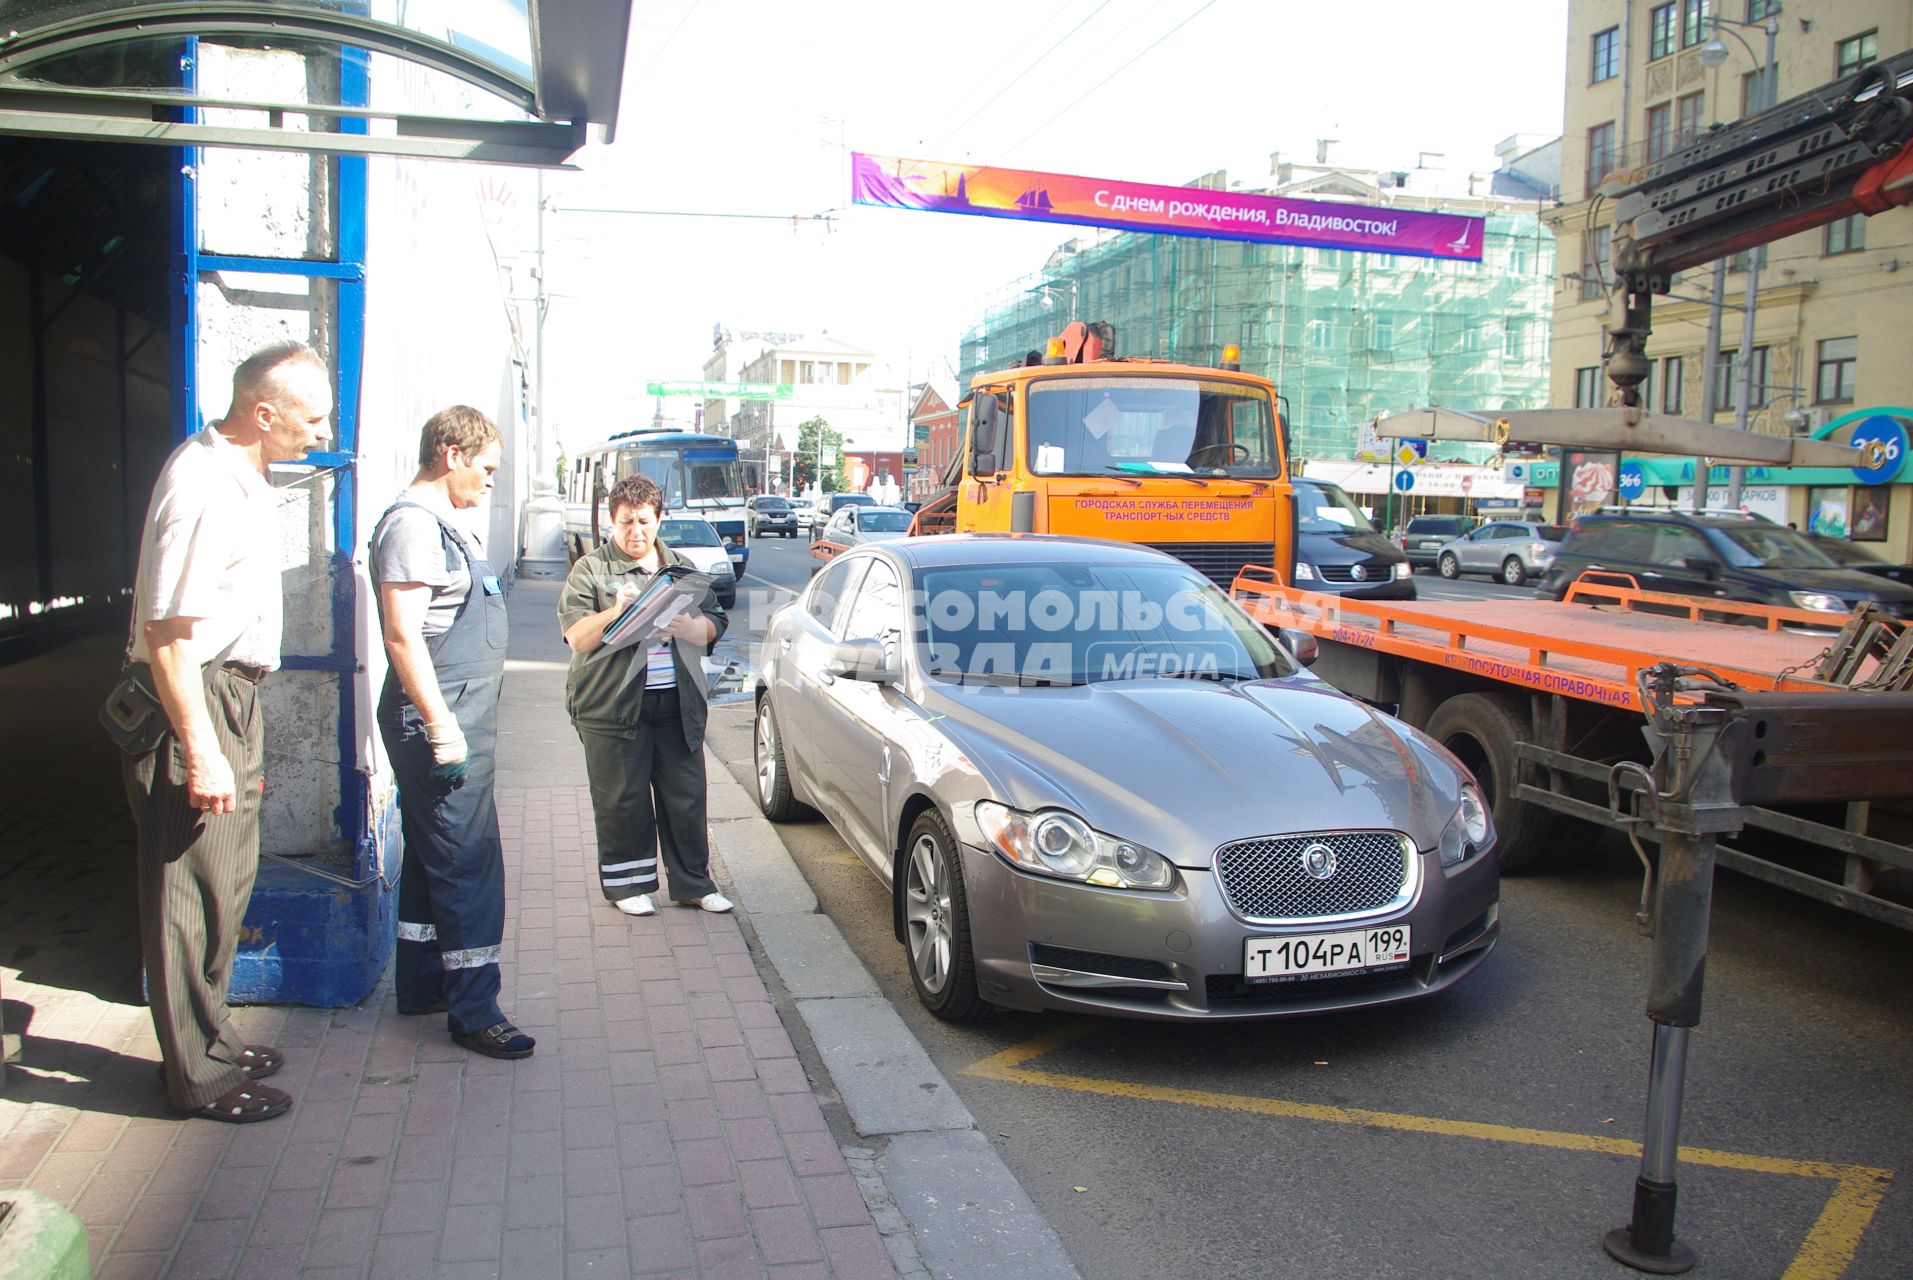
<box><xmin>826</xmin><ymin>637</ymin><xmax>898</xmax><ymax>683</ymax></box>
<box><xmin>1682</xmin><ymin>555</ymin><xmax>1721</xmax><ymax>579</ymax></box>
<box><xmin>1278</xmin><ymin>628</ymin><xmax>1320</xmax><ymax>668</ymax></box>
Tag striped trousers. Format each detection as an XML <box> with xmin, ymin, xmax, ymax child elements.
<box><xmin>577</xmin><ymin>689</ymin><xmax>715</xmax><ymax>904</ymax></box>
<box><xmin>122</xmin><ymin>668</ymin><xmax>262</xmax><ymax>1110</ymax></box>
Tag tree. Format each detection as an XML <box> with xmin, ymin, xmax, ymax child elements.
<box><xmin>790</xmin><ymin>416</ymin><xmax>848</xmax><ymax>495</ymax></box>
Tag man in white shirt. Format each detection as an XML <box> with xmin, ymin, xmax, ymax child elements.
<box><xmin>124</xmin><ymin>341</ymin><xmax>332</xmax><ymax>1123</ymax></box>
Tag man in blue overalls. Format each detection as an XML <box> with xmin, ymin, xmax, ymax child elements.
<box><xmin>370</xmin><ymin>406</ymin><xmax>533</xmax><ymax>1060</ymax></box>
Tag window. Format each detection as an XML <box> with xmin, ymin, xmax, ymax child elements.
<box><xmin>841</xmin><ymin>559</ymin><xmax>903</xmax><ymax>664</ymax></box>
<box><xmin>1640</xmin><ymin>358</ymin><xmax>1656</xmax><ymax>413</ymax></box>
<box><xmin>1586</xmin><ymin>120</ymin><xmax>1616</xmax><ymax>194</ymax></box>
<box><xmin>1676</xmin><ymin>93</ymin><xmax>1705</xmax><ymax>145</ymax></box>
<box><xmin>1650</xmin><ymin>3</ymin><xmax>1678</xmax><ymax>59</ymax></box>
<box><xmin>1747</xmin><ymin>0</ymin><xmax>1779</xmax><ymax>20</ymax></box>
<box><xmin>1592</xmin><ymin>26</ymin><xmax>1620</xmax><ymax>82</ymax></box>
<box><xmin>1306</xmin><ymin>318</ymin><xmax>1334</xmax><ymax>348</ymax></box>
<box><xmin>1714</xmin><ymin>346</ymin><xmax>1770</xmax><ymax>412</ymax></box>
<box><xmin>1661</xmin><ymin>356</ymin><xmax>1684</xmax><ymax>415</ymax></box>
<box><xmin>1739</xmin><ymin>66</ymin><xmax>1775</xmax><ymax>117</ymax></box>
<box><xmin>1373</xmin><ymin>313</ymin><xmax>1395</xmax><ymax>351</ymax></box>
<box><xmin>1580</xmin><ymin>225</ymin><xmax>1612</xmax><ymax>300</ymax></box>
<box><xmin>1824</xmin><ymin>213</ymin><xmax>1866</xmax><ymax>255</ymax></box>
<box><xmin>1816</xmin><ymin>336</ymin><xmax>1858</xmax><ymax>404</ymax></box>
<box><xmin>1646</xmin><ymin>104</ymin><xmax>1673</xmax><ymax>162</ymax></box>
<box><xmin>1681</xmin><ymin>0</ymin><xmax>1710</xmax><ymax>48</ymax></box>
<box><xmin>1575</xmin><ymin>366</ymin><xmax>1604</xmax><ymax>408</ymax></box>
<box><xmin>1648</xmin><ymin>524</ymin><xmax>1712</xmax><ymax>569</ymax></box>
<box><xmin>806</xmin><ymin>557</ymin><xmax>866</xmax><ymax>629</ymax></box>
<box><xmin>1836</xmin><ymin>31</ymin><xmax>1877</xmax><ymax>78</ymax></box>
<box><xmin>1503</xmin><ymin>321</ymin><xmax>1526</xmax><ymax>359</ymax></box>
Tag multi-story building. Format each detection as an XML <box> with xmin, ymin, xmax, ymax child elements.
<box><xmin>703</xmin><ymin>329</ymin><xmax>907</xmax><ymax>493</ymax></box>
<box><xmin>1551</xmin><ymin>0</ymin><xmax>1913</xmax><ymax>544</ymax></box>
<box><xmin>907</xmin><ymin>380</ymin><xmax>961</xmax><ymax>503</ymax></box>
<box><xmin>959</xmin><ymin>141</ymin><xmax>1560</xmax><ymax>476</ymax></box>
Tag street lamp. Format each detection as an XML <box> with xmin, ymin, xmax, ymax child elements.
<box><xmin>1697</xmin><ymin>5</ymin><xmax>1781</xmax><ymax>508</ymax></box>
<box><xmin>1031</xmin><ymin>278</ymin><xmax>1079</xmax><ymax>322</ymax></box>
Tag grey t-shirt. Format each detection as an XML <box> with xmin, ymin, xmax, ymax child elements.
<box><xmin>371</xmin><ymin>499</ymin><xmax>477</xmax><ymax>637</ymax></box>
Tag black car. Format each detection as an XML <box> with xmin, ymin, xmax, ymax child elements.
<box><xmin>1398</xmin><ymin>513</ymin><xmax>1481</xmax><ymax>569</ymax></box>
<box><xmin>746</xmin><ymin>494</ymin><xmax>798</xmax><ymax>538</ymax></box>
<box><xmin>1808</xmin><ymin>534</ymin><xmax>1913</xmax><ymax>589</ymax></box>
<box><xmin>1540</xmin><ymin>509</ymin><xmax>1913</xmax><ymax>618</ymax></box>
<box><xmin>1291</xmin><ymin>478</ymin><xmax>1414</xmax><ymax>600</ymax></box>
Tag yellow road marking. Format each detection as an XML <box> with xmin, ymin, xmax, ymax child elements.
<box><xmin>963</xmin><ymin>1025</ymin><xmax>1893</xmax><ymax>1279</ymax></box>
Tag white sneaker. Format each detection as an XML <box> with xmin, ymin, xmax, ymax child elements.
<box><xmin>677</xmin><ymin>892</ymin><xmax>733</xmax><ymax>913</ymax></box>
<box><xmin>614</xmin><ymin>894</ymin><xmax>655</xmax><ymax>916</ymax></box>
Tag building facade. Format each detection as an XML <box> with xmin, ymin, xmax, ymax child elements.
<box><xmin>705</xmin><ymin>331</ymin><xmax>908</xmax><ymax>494</ymax></box>
<box><xmin>1551</xmin><ymin>0</ymin><xmax>1913</xmax><ymax>548</ymax></box>
<box><xmin>907</xmin><ymin>381</ymin><xmax>960</xmax><ymax>502</ymax></box>
<box><xmin>959</xmin><ymin>143</ymin><xmax>1560</xmax><ymax>470</ymax></box>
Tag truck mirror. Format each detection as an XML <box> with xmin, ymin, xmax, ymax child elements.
<box><xmin>972</xmin><ymin>396</ymin><xmax>999</xmax><ymax>456</ymax></box>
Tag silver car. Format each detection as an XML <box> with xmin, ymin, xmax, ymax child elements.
<box><xmin>1434</xmin><ymin>520</ymin><xmax>1567</xmax><ymax>586</ymax></box>
<box><xmin>752</xmin><ymin>535</ymin><xmax>1500</xmax><ymax>1022</ymax></box>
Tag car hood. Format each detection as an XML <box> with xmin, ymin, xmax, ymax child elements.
<box><xmin>920</xmin><ymin>676</ymin><xmax>1468</xmax><ymax>864</ymax></box>
<box><xmin>1738</xmin><ymin>565</ymin><xmax>1913</xmax><ymax>601</ymax></box>
<box><xmin>1297</xmin><ymin>530</ymin><xmax>1404</xmax><ymax>564</ymax></box>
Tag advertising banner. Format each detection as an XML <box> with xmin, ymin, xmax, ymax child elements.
<box><xmin>852</xmin><ymin>152</ymin><xmax>1486</xmax><ymax>262</ymax></box>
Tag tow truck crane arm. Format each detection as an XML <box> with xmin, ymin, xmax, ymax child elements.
<box><xmin>1604</xmin><ymin>50</ymin><xmax>1913</xmax><ymax>407</ymax></box>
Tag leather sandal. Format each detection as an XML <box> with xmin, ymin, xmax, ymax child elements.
<box><xmin>181</xmin><ymin>1083</ymin><xmax>294</xmax><ymax>1124</ymax></box>
<box><xmin>154</xmin><ymin>1043</ymin><xmax>283</xmax><ymax>1086</ymax></box>
<box><xmin>452</xmin><ymin>1021</ymin><xmax>536</xmax><ymax>1060</ymax></box>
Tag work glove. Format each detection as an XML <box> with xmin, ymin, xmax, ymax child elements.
<box><xmin>424</xmin><ymin>719</ymin><xmax>469</xmax><ymax>791</ymax></box>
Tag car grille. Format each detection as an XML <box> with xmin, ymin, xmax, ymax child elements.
<box><xmin>1316</xmin><ymin>563</ymin><xmax>1387</xmax><ymax>584</ymax></box>
<box><xmin>1214</xmin><ymin>831</ymin><xmax>1413</xmax><ymax>922</ymax></box>
<box><xmin>1142</xmin><ymin>541</ymin><xmax>1270</xmax><ymax>589</ymax></box>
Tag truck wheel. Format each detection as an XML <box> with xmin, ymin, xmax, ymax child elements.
<box><xmin>1424</xmin><ymin>692</ymin><xmax>1556</xmax><ymax>872</ymax></box>
<box><xmin>1500</xmin><ymin>557</ymin><xmax>1527</xmax><ymax>587</ymax></box>
<box><xmin>1438</xmin><ymin>553</ymin><xmax>1461</xmax><ymax>579</ymax></box>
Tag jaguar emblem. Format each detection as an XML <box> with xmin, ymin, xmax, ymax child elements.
<box><xmin>1301</xmin><ymin>842</ymin><xmax>1337</xmax><ymax>880</ymax></box>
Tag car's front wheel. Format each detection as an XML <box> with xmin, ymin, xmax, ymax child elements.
<box><xmin>753</xmin><ymin>697</ymin><xmax>805</xmax><ymax>822</ymax></box>
<box><xmin>1438</xmin><ymin>552</ymin><xmax>1462</xmax><ymax>579</ymax></box>
<box><xmin>1501</xmin><ymin>557</ymin><xmax>1527</xmax><ymax>587</ymax></box>
<box><xmin>901</xmin><ymin>810</ymin><xmax>985</xmax><ymax>1021</ymax></box>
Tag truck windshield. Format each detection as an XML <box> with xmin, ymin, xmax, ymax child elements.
<box><xmin>1026</xmin><ymin>377</ymin><xmax>1280</xmax><ymax>478</ymax></box>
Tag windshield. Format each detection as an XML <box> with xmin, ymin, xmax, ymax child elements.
<box><xmin>658</xmin><ymin>518</ymin><xmax>723</xmax><ymax>548</ymax></box>
<box><xmin>1295</xmin><ymin>482</ymin><xmax>1377</xmax><ymax>534</ymax></box>
<box><xmin>861</xmin><ymin>510</ymin><xmax>912</xmax><ymax>533</ymax></box>
<box><xmin>914</xmin><ymin>561</ymin><xmax>1292</xmax><ymax>686</ymax></box>
<box><xmin>1714</xmin><ymin>523</ymin><xmax>1840</xmax><ymax>569</ymax></box>
<box><xmin>755</xmin><ymin>497</ymin><xmax>790</xmax><ymax>510</ymax></box>
<box><xmin>623</xmin><ymin>449</ymin><xmax>745</xmax><ymax>513</ymax></box>
<box><xmin>1026</xmin><ymin>377</ymin><xmax>1280</xmax><ymax>478</ymax></box>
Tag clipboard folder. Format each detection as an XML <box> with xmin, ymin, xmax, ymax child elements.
<box><xmin>600</xmin><ymin>566</ymin><xmax>714</xmax><ymax>652</ymax></box>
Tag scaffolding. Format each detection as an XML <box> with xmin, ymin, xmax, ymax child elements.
<box><xmin>960</xmin><ymin>198</ymin><xmax>1557</xmax><ymax>463</ymax></box>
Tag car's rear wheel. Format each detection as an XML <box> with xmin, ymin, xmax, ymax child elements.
<box><xmin>1501</xmin><ymin>556</ymin><xmax>1527</xmax><ymax>587</ymax></box>
<box><xmin>1424</xmin><ymin>691</ymin><xmax>1555</xmax><ymax>872</ymax></box>
<box><xmin>901</xmin><ymin>810</ymin><xmax>985</xmax><ymax>1021</ymax></box>
<box><xmin>753</xmin><ymin>697</ymin><xmax>805</xmax><ymax>822</ymax></box>
<box><xmin>1438</xmin><ymin>552</ymin><xmax>1461</xmax><ymax>579</ymax></box>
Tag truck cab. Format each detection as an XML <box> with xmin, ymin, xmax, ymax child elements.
<box><xmin>923</xmin><ymin>322</ymin><xmax>1294</xmax><ymax>588</ymax></box>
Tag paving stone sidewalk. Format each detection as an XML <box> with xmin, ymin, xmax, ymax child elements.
<box><xmin>0</xmin><ymin>589</ymin><xmax>899</xmax><ymax>1278</ymax></box>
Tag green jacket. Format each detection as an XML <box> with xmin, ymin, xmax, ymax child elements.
<box><xmin>558</xmin><ymin>539</ymin><xmax>729</xmax><ymax>747</ymax></box>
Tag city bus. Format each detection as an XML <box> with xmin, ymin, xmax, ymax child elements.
<box><xmin>562</xmin><ymin>429</ymin><xmax>750</xmax><ymax>572</ymax></box>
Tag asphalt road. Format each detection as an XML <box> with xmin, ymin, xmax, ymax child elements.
<box><xmin>717</xmin><ymin>535</ymin><xmax>1913</xmax><ymax>1280</ymax></box>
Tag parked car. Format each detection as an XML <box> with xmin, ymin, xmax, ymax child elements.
<box><xmin>752</xmin><ymin>535</ymin><xmax>1500</xmax><ymax>1022</ymax></box>
<box><xmin>746</xmin><ymin>494</ymin><xmax>798</xmax><ymax>538</ymax></box>
<box><xmin>1398</xmin><ymin>513</ymin><xmax>1481</xmax><ymax>570</ymax></box>
<box><xmin>1540</xmin><ymin>509</ymin><xmax>1913</xmax><ymax>618</ymax></box>
<box><xmin>1808</xmin><ymin>534</ymin><xmax>1913</xmax><ymax>589</ymax></box>
<box><xmin>1290</xmin><ymin>479</ymin><xmax>1414</xmax><ymax>599</ymax></box>
<box><xmin>655</xmin><ymin>516</ymin><xmax>737</xmax><ymax>608</ymax></box>
<box><xmin>1434</xmin><ymin>520</ymin><xmax>1567</xmax><ymax>586</ymax></box>
<box><xmin>810</xmin><ymin>504</ymin><xmax>913</xmax><ymax>569</ymax></box>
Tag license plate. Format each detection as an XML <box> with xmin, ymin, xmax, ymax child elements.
<box><xmin>1242</xmin><ymin>926</ymin><xmax>1410</xmax><ymax>982</ymax></box>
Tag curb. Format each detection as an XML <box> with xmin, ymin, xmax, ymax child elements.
<box><xmin>704</xmin><ymin>725</ymin><xmax>1082</xmax><ymax>1280</ymax></box>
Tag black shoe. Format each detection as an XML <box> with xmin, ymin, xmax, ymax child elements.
<box><xmin>452</xmin><ymin>1021</ymin><xmax>536</xmax><ymax>1060</ymax></box>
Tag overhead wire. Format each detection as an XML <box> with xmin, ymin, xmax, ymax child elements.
<box><xmin>914</xmin><ymin>3</ymin><xmax>1110</xmax><ymax>157</ymax></box>
<box><xmin>921</xmin><ymin>0</ymin><xmax>1120</xmax><ymax>159</ymax></box>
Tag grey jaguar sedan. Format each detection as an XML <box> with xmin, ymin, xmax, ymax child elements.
<box><xmin>752</xmin><ymin>535</ymin><xmax>1499</xmax><ymax>1022</ymax></box>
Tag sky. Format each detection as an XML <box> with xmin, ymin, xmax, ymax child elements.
<box><xmin>533</xmin><ymin>0</ymin><xmax>1572</xmax><ymax>449</ymax></box>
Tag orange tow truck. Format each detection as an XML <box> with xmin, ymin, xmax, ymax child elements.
<box><xmin>911</xmin><ymin>321</ymin><xmax>1292</xmax><ymax>589</ymax></box>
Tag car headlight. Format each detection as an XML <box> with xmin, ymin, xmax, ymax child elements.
<box><xmin>974</xmin><ymin>801</ymin><xmax>1174</xmax><ymax>890</ymax></box>
<box><xmin>1292</xmin><ymin>561</ymin><xmax>1317</xmax><ymax>581</ymax></box>
<box><xmin>1394</xmin><ymin>562</ymin><xmax>1411</xmax><ymax>580</ymax></box>
<box><xmin>1437</xmin><ymin>784</ymin><xmax>1494</xmax><ymax>867</ymax></box>
<box><xmin>1788</xmin><ymin>590</ymin><xmax>1846</xmax><ymax>613</ymax></box>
